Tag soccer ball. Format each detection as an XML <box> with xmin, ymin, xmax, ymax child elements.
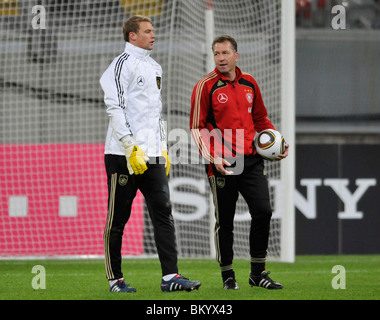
<box><xmin>254</xmin><ymin>129</ymin><xmax>285</xmax><ymax>161</ymax></box>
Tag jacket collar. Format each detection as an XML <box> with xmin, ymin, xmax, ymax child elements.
<box><xmin>125</xmin><ymin>42</ymin><xmax>152</xmax><ymax>59</ymax></box>
<box><xmin>214</xmin><ymin>66</ymin><xmax>243</xmax><ymax>82</ymax></box>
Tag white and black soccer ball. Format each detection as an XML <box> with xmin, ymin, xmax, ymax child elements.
<box><xmin>254</xmin><ymin>129</ymin><xmax>285</xmax><ymax>161</ymax></box>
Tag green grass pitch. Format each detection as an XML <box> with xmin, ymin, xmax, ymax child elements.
<box><xmin>0</xmin><ymin>255</ymin><xmax>379</xmax><ymax>301</ymax></box>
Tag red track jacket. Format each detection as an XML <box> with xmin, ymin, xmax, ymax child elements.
<box><xmin>190</xmin><ymin>66</ymin><xmax>275</xmax><ymax>163</ymax></box>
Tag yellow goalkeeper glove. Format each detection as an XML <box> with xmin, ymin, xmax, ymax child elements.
<box><xmin>122</xmin><ymin>137</ymin><xmax>149</xmax><ymax>175</ymax></box>
<box><xmin>160</xmin><ymin>141</ymin><xmax>170</xmax><ymax>176</ymax></box>
<box><xmin>129</xmin><ymin>145</ymin><xmax>149</xmax><ymax>175</ymax></box>
<box><xmin>162</xmin><ymin>150</ymin><xmax>170</xmax><ymax>176</ymax></box>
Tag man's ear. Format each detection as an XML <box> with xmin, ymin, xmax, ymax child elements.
<box><xmin>129</xmin><ymin>31</ymin><xmax>137</xmax><ymax>42</ymax></box>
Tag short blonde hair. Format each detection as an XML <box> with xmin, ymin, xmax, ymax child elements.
<box><xmin>212</xmin><ymin>35</ymin><xmax>238</xmax><ymax>52</ymax></box>
<box><xmin>123</xmin><ymin>15</ymin><xmax>152</xmax><ymax>42</ymax></box>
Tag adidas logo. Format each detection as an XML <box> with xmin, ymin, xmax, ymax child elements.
<box><xmin>111</xmin><ymin>285</ymin><xmax>121</xmax><ymax>292</ymax></box>
<box><xmin>169</xmin><ymin>283</ymin><xmax>182</xmax><ymax>291</ymax></box>
<box><xmin>258</xmin><ymin>278</ymin><xmax>272</xmax><ymax>289</ymax></box>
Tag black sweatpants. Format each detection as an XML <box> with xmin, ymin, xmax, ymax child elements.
<box><xmin>207</xmin><ymin>154</ymin><xmax>272</xmax><ymax>274</ymax></box>
<box><xmin>104</xmin><ymin>154</ymin><xmax>178</xmax><ymax>280</ymax></box>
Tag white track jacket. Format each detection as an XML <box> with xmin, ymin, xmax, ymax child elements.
<box><xmin>100</xmin><ymin>42</ymin><xmax>166</xmax><ymax>156</ymax></box>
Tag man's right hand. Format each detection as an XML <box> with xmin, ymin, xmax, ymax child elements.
<box><xmin>214</xmin><ymin>157</ymin><xmax>233</xmax><ymax>176</ymax></box>
<box><xmin>123</xmin><ymin>137</ymin><xmax>149</xmax><ymax>175</ymax></box>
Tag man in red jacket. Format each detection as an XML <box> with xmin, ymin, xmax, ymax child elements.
<box><xmin>190</xmin><ymin>35</ymin><xmax>288</xmax><ymax>290</ymax></box>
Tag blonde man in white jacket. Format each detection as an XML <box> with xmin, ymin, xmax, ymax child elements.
<box><xmin>100</xmin><ymin>15</ymin><xmax>201</xmax><ymax>293</ymax></box>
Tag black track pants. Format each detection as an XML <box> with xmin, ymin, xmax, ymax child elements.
<box><xmin>207</xmin><ymin>154</ymin><xmax>272</xmax><ymax>269</ymax></box>
<box><xmin>104</xmin><ymin>154</ymin><xmax>178</xmax><ymax>280</ymax></box>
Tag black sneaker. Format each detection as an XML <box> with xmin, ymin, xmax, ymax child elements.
<box><xmin>249</xmin><ymin>271</ymin><xmax>283</xmax><ymax>289</ymax></box>
<box><xmin>109</xmin><ymin>279</ymin><xmax>136</xmax><ymax>292</ymax></box>
<box><xmin>223</xmin><ymin>277</ymin><xmax>240</xmax><ymax>290</ymax></box>
<box><xmin>161</xmin><ymin>274</ymin><xmax>201</xmax><ymax>292</ymax></box>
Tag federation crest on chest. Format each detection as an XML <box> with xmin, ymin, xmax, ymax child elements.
<box><xmin>156</xmin><ymin>76</ymin><xmax>161</xmax><ymax>89</ymax></box>
<box><xmin>246</xmin><ymin>92</ymin><xmax>253</xmax><ymax>104</ymax></box>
